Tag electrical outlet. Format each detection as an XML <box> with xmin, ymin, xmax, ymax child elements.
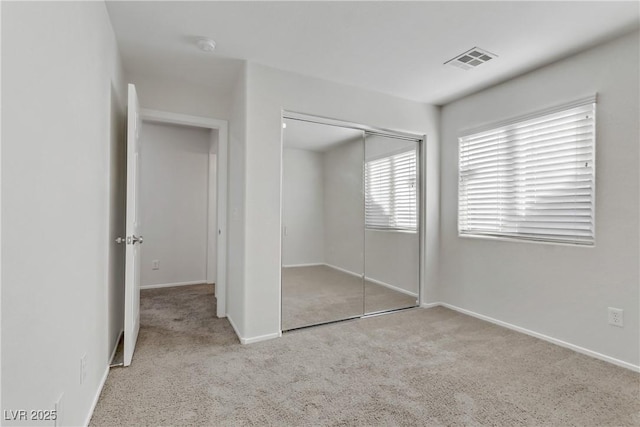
<box><xmin>152</xmin><ymin>260</ymin><xmax>160</xmax><ymax>270</ymax></box>
<box><xmin>608</xmin><ymin>307</ymin><xmax>624</xmax><ymax>327</ymax></box>
<box><xmin>80</xmin><ymin>354</ymin><xmax>87</xmax><ymax>385</ymax></box>
<box><xmin>54</xmin><ymin>393</ymin><xmax>64</xmax><ymax>427</ymax></box>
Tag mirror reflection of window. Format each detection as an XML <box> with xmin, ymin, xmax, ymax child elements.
<box><xmin>363</xmin><ymin>134</ymin><xmax>419</xmax><ymax>315</ymax></box>
<box><xmin>365</xmin><ymin>148</ymin><xmax>417</xmax><ymax>232</ymax></box>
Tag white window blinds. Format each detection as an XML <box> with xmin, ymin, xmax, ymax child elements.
<box><xmin>365</xmin><ymin>149</ymin><xmax>418</xmax><ymax>232</ymax></box>
<box><xmin>458</xmin><ymin>100</ymin><xmax>596</xmax><ymax>245</ymax></box>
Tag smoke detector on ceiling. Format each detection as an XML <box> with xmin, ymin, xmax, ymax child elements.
<box><xmin>445</xmin><ymin>47</ymin><xmax>497</xmax><ymax>70</ymax></box>
<box><xmin>196</xmin><ymin>38</ymin><xmax>216</xmax><ymax>53</ymax></box>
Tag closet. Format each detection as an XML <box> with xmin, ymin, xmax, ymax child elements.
<box><xmin>281</xmin><ymin>115</ymin><xmax>422</xmax><ymax>331</ymax></box>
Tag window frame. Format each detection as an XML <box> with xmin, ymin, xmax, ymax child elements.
<box><xmin>457</xmin><ymin>96</ymin><xmax>597</xmax><ymax>247</ymax></box>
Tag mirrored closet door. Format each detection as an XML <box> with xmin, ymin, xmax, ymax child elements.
<box><xmin>281</xmin><ymin>119</ymin><xmax>365</xmax><ymax>331</ymax></box>
<box><xmin>364</xmin><ymin>134</ymin><xmax>420</xmax><ymax>314</ymax></box>
<box><xmin>281</xmin><ymin>116</ymin><xmax>421</xmax><ymax>331</ymax></box>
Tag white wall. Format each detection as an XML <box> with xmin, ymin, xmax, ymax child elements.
<box><xmin>365</xmin><ymin>230</ymin><xmax>419</xmax><ymax>296</ymax></box>
<box><xmin>126</xmin><ymin>72</ymin><xmax>232</xmax><ymax>120</ymax></box>
<box><xmin>139</xmin><ymin>122</ymin><xmax>211</xmax><ymax>288</ymax></box>
<box><xmin>241</xmin><ymin>63</ymin><xmax>440</xmax><ymax>340</ymax></box>
<box><xmin>2</xmin><ymin>2</ymin><xmax>125</xmax><ymax>425</ymax></box>
<box><xmin>226</xmin><ymin>62</ymin><xmax>248</xmax><ymax>336</ymax></box>
<box><xmin>282</xmin><ymin>148</ymin><xmax>325</xmax><ymax>266</ymax></box>
<box><xmin>439</xmin><ymin>31</ymin><xmax>640</xmax><ymax>368</ymax></box>
<box><xmin>323</xmin><ymin>140</ymin><xmax>364</xmax><ymax>274</ymax></box>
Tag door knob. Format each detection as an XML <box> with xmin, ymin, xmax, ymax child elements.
<box><xmin>118</xmin><ymin>235</ymin><xmax>144</xmax><ymax>245</ymax></box>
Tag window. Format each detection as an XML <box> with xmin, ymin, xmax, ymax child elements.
<box><xmin>365</xmin><ymin>149</ymin><xmax>417</xmax><ymax>232</ymax></box>
<box><xmin>458</xmin><ymin>100</ymin><xmax>596</xmax><ymax>245</ymax></box>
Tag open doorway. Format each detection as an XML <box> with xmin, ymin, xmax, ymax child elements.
<box><xmin>137</xmin><ymin>109</ymin><xmax>229</xmax><ymax>322</ymax></box>
<box><xmin>139</xmin><ymin>122</ymin><xmax>216</xmax><ymax>291</ymax></box>
<box><xmin>112</xmin><ymin>103</ymin><xmax>228</xmax><ymax>367</ymax></box>
<box><xmin>136</xmin><ymin>120</ymin><xmax>218</xmax><ymax>352</ymax></box>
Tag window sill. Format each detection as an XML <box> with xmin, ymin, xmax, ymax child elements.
<box><xmin>366</xmin><ymin>228</ymin><xmax>418</xmax><ymax>234</ymax></box>
<box><xmin>458</xmin><ymin>232</ymin><xmax>595</xmax><ymax>248</ymax></box>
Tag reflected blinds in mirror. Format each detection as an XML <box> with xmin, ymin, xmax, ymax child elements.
<box><xmin>365</xmin><ymin>149</ymin><xmax>417</xmax><ymax>232</ymax></box>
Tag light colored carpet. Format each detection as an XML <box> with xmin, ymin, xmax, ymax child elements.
<box><xmin>90</xmin><ymin>284</ymin><xmax>640</xmax><ymax>426</ymax></box>
<box><xmin>282</xmin><ymin>265</ymin><xmax>417</xmax><ymax>330</ymax></box>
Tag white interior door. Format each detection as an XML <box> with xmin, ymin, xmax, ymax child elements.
<box><xmin>124</xmin><ymin>83</ymin><xmax>142</xmax><ymax>366</ymax></box>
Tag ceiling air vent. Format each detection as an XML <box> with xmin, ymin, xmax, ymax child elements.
<box><xmin>445</xmin><ymin>47</ymin><xmax>497</xmax><ymax>70</ymax></box>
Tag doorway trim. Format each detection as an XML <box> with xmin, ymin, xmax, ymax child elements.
<box><xmin>140</xmin><ymin>108</ymin><xmax>228</xmax><ymax>318</ymax></box>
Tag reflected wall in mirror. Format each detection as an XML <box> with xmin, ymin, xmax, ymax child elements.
<box><xmin>281</xmin><ymin>119</ymin><xmax>364</xmax><ymax>330</ymax></box>
<box><xmin>364</xmin><ymin>135</ymin><xmax>420</xmax><ymax>314</ymax></box>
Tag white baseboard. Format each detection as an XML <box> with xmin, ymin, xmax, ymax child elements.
<box><xmin>282</xmin><ymin>262</ymin><xmax>324</xmax><ymax>268</ymax></box>
<box><xmin>226</xmin><ymin>314</ymin><xmax>280</xmax><ymax>345</ymax></box>
<box><xmin>325</xmin><ymin>263</ymin><xmax>360</xmax><ymax>277</ymax></box>
<box><xmin>365</xmin><ymin>276</ymin><xmax>418</xmax><ymax>298</ymax></box>
<box><xmin>86</xmin><ymin>330</ymin><xmax>124</xmax><ymax>425</ymax></box>
<box><xmin>241</xmin><ymin>331</ymin><xmax>282</xmax><ymax>345</ymax></box>
<box><xmin>84</xmin><ymin>365</ymin><xmax>110</xmax><ymax>427</ymax></box>
<box><xmin>141</xmin><ymin>280</ymin><xmax>207</xmax><ymax>290</ymax></box>
<box><xmin>85</xmin><ymin>328</ymin><xmax>126</xmax><ymax>424</ymax></box>
<box><xmin>324</xmin><ymin>263</ymin><xmax>418</xmax><ymax>298</ymax></box>
<box><xmin>421</xmin><ymin>302</ymin><xmax>640</xmax><ymax>373</ymax></box>
<box><xmin>420</xmin><ymin>302</ymin><xmax>441</xmax><ymax>309</ymax></box>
